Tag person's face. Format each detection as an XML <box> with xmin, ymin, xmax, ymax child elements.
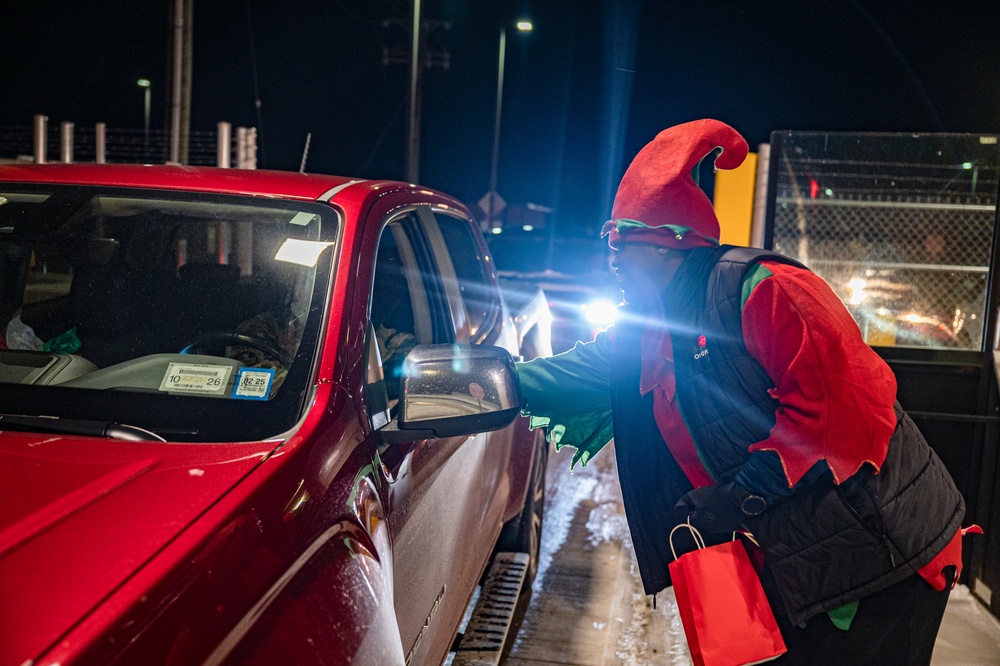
<box><xmin>610</xmin><ymin>241</ymin><xmax>684</xmax><ymax>307</ymax></box>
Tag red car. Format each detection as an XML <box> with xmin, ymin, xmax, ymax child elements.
<box><xmin>0</xmin><ymin>164</ymin><xmax>550</xmax><ymax>665</ymax></box>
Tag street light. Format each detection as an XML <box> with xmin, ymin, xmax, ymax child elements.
<box><xmin>138</xmin><ymin>78</ymin><xmax>151</xmax><ymax>151</ymax></box>
<box><xmin>485</xmin><ymin>19</ymin><xmax>532</xmax><ymax>230</ymax></box>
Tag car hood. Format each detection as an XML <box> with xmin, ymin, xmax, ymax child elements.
<box><xmin>0</xmin><ymin>430</ymin><xmax>276</xmax><ymax>664</ymax></box>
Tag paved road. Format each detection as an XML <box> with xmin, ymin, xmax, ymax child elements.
<box><xmin>505</xmin><ymin>442</ymin><xmax>1000</xmax><ymax>666</ymax></box>
<box><xmin>506</xmin><ymin>443</ymin><xmax>689</xmax><ymax>665</ymax></box>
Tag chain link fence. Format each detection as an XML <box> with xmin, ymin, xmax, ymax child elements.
<box><xmin>769</xmin><ymin>131</ymin><xmax>1000</xmax><ymax>351</ymax></box>
<box><xmin>0</xmin><ymin>124</ymin><xmax>247</xmax><ymax>167</ymax></box>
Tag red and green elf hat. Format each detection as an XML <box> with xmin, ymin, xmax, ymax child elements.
<box><xmin>602</xmin><ymin>119</ymin><xmax>749</xmax><ymax>249</ymax></box>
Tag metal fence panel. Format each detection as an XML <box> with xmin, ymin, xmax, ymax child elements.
<box><xmin>769</xmin><ymin>131</ymin><xmax>1000</xmax><ymax>351</ymax></box>
<box><xmin>0</xmin><ymin>125</ymin><xmax>237</xmax><ymax>167</ymax></box>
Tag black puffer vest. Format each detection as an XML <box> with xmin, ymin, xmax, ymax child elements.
<box><xmin>611</xmin><ymin>245</ymin><xmax>964</xmax><ymax>625</ymax></box>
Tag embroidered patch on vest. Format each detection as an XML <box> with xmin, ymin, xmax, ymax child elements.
<box><xmin>694</xmin><ymin>334</ymin><xmax>710</xmax><ymax>361</ymax></box>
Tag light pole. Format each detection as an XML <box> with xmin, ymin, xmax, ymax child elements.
<box><xmin>138</xmin><ymin>78</ymin><xmax>151</xmax><ymax>151</ymax></box>
<box><xmin>486</xmin><ymin>19</ymin><xmax>532</xmax><ymax>230</ymax></box>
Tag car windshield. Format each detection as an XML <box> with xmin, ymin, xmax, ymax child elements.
<box><xmin>0</xmin><ymin>184</ymin><xmax>338</xmax><ymax>442</ymax></box>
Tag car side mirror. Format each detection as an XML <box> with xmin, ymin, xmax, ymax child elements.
<box><xmin>377</xmin><ymin>344</ymin><xmax>522</xmax><ymax>444</ymax></box>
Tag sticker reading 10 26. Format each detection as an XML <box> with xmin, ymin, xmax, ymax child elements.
<box><xmin>159</xmin><ymin>363</ymin><xmax>233</xmax><ymax>395</ymax></box>
<box><xmin>232</xmin><ymin>367</ymin><xmax>276</xmax><ymax>400</ymax></box>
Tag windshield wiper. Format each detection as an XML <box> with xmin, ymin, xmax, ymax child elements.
<box><xmin>0</xmin><ymin>413</ymin><xmax>165</xmax><ymax>442</ymax></box>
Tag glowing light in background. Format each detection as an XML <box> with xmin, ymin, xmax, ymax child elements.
<box><xmin>847</xmin><ymin>277</ymin><xmax>868</xmax><ymax>305</ymax></box>
<box><xmin>582</xmin><ymin>299</ymin><xmax>619</xmax><ymax>327</ymax></box>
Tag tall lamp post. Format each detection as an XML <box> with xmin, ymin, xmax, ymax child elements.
<box><xmin>138</xmin><ymin>78</ymin><xmax>151</xmax><ymax>152</ymax></box>
<box><xmin>485</xmin><ymin>19</ymin><xmax>532</xmax><ymax>230</ymax></box>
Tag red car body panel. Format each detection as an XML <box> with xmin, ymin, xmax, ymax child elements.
<box><xmin>0</xmin><ymin>164</ymin><xmax>539</xmax><ymax>665</ymax></box>
<box><xmin>0</xmin><ymin>163</ymin><xmax>361</xmax><ymax>200</ymax></box>
<box><xmin>0</xmin><ymin>432</ymin><xmax>276</xmax><ymax>664</ymax></box>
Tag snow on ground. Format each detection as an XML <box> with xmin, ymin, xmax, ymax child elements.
<box><xmin>508</xmin><ymin>440</ymin><xmax>1000</xmax><ymax>665</ymax></box>
<box><xmin>509</xmin><ymin>442</ymin><xmax>692</xmax><ymax>665</ymax></box>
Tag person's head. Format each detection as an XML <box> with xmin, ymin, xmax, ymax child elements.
<box><xmin>602</xmin><ymin>119</ymin><xmax>748</xmax><ymax>304</ymax></box>
<box><xmin>610</xmin><ymin>241</ymin><xmax>685</xmax><ymax>308</ymax></box>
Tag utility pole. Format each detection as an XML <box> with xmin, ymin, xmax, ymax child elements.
<box><xmin>382</xmin><ymin>8</ymin><xmax>450</xmax><ymax>184</ymax></box>
<box><xmin>480</xmin><ymin>20</ymin><xmax>532</xmax><ymax>231</ymax></box>
<box><xmin>405</xmin><ymin>0</ymin><xmax>421</xmax><ymax>184</ymax></box>
<box><xmin>168</xmin><ymin>0</ymin><xmax>193</xmax><ymax>164</ymax></box>
<box><xmin>181</xmin><ymin>0</ymin><xmax>193</xmax><ymax>164</ymax></box>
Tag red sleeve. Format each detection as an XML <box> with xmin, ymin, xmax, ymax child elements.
<box><xmin>918</xmin><ymin>525</ymin><xmax>982</xmax><ymax>591</ymax></box>
<box><xmin>741</xmin><ymin>261</ymin><xmax>898</xmax><ymax>486</ymax></box>
<box><xmin>918</xmin><ymin>529</ymin><xmax>963</xmax><ymax>591</ymax></box>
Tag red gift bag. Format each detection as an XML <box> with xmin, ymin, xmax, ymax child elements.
<box><xmin>668</xmin><ymin>523</ymin><xmax>787</xmax><ymax>666</ymax></box>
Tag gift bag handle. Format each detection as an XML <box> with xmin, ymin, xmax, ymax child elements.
<box><xmin>669</xmin><ymin>520</ymin><xmax>707</xmax><ymax>560</ymax></box>
<box><xmin>669</xmin><ymin>522</ymin><xmax>752</xmax><ymax>560</ymax></box>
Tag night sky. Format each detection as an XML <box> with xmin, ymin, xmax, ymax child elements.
<box><xmin>3</xmin><ymin>1</ymin><xmax>999</xmax><ymax>251</ymax></box>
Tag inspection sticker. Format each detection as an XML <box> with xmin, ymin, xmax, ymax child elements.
<box><xmin>232</xmin><ymin>367</ymin><xmax>276</xmax><ymax>400</ymax></box>
<box><xmin>159</xmin><ymin>363</ymin><xmax>232</xmax><ymax>395</ymax></box>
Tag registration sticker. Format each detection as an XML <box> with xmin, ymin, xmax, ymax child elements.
<box><xmin>231</xmin><ymin>367</ymin><xmax>276</xmax><ymax>400</ymax></box>
<box><xmin>159</xmin><ymin>363</ymin><xmax>232</xmax><ymax>395</ymax></box>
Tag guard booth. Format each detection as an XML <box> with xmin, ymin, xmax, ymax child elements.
<box><xmin>760</xmin><ymin>131</ymin><xmax>1000</xmax><ymax>620</ymax></box>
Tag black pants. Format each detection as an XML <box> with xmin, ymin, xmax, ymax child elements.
<box><xmin>770</xmin><ymin>568</ymin><xmax>954</xmax><ymax>666</ymax></box>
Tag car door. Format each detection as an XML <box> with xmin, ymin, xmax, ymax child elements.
<box><xmin>417</xmin><ymin>208</ymin><xmax>521</xmax><ymax>548</ymax></box>
<box><xmin>361</xmin><ymin>203</ymin><xmax>495</xmax><ymax>664</ymax></box>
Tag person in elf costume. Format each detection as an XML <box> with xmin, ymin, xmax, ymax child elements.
<box><xmin>516</xmin><ymin>119</ymin><xmax>973</xmax><ymax>665</ymax></box>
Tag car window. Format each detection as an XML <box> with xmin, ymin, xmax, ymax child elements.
<box><xmin>370</xmin><ymin>219</ymin><xmax>420</xmax><ymax>401</ymax></box>
<box><xmin>0</xmin><ymin>185</ymin><xmax>337</xmax><ymax>442</ymax></box>
<box><xmin>426</xmin><ymin>210</ymin><xmax>499</xmax><ymax>342</ymax></box>
<box><xmin>22</xmin><ymin>256</ymin><xmax>73</xmax><ymax>307</ymax></box>
<box><xmin>368</xmin><ymin>212</ymin><xmax>457</xmax><ymax>406</ymax></box>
